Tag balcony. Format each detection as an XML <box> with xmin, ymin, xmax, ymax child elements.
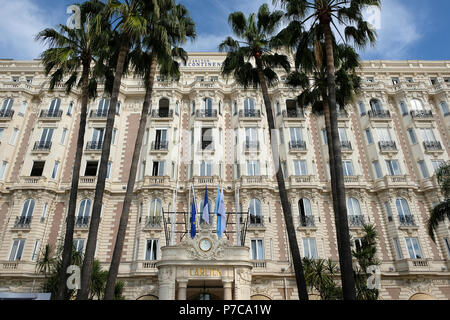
<box><xmin>0</xmin><ymin>109</ymin><xmax>14</xmax><ymax>120</ymax></box>
<box><xmin>348</xmin><ymin>215</ymin><xmax>365</xmax><ymax>228</ymax></box>
<box><xmin>337</xmin><ymin>110</ymin><xmax>349</xmax><ymax>119</ymax></box>
<box><xmin>410</xmin><ymin>110</ymin><xmax>433</xmax><ymax>119</ymax></box>
<box><xmin>423</xmin><ymin>141</ymin><xmax>443</xmax><ymax>153</ymax></box>
<box><xmin>151</xmin><ymin>141</ymin><xmax>168</xmax><ymax>152</ymax></box>
<box><xmin>398</xmin><ymin>215</ymin><xmax>417</xmax><ymax>228</ymax></box>
<box><xmin>282</xmin><ymin>110</ymin><xmax>305</xmax><ymax>120</ymax></box>
<box><xmin>89</xmin><ymin>110</ymin><xmax>108</xmax><ymax>119</ymax></box>
<box><xmin>289</xmin><ymin>141</ymin><xmax>307</xmax><ymax>152</ymax></box>
<box><xmin>144</xmin><ymin>216</ymin><xmax>163</xmax><ymax>230</ymax></box>
<box><xmin>379</xmin><ymin>141</ymin><xmax>397</xmax><ymax>153</ymax></box>
<box><xmin>150</xmin><ymin>109</ymin><xmax>173</xmax><ymax>119</ymax></box>
<box><xmin>288</xmin><ymin>175</ymin><xmax>317</xmax><ymax>188</ymax></box>
<box><xmin>368</xmin><ymin>110</ymin><xmax>391</xmax><ymax>119</ymax></box>
<box><xmin>239</xmin><ymin>110</ymin><xmax>261</xmax><ymax>119</ymax></box>
<box><xmin>249</xmin><ymin>215</ymin><xmax>265</xmax><ymax>229</ymax></box>
<box><xmin>198</xmin><ymin>141</ymin><xmax>215</xmax><ymax>152</ymax></box>
<box><xmin>374</xmin><ymin>175</ymin><xmax>411</xmax><ymax>190</ymax></box>
<box><xmin>244</xmin><ymin>141</ymin><xmax>260</xmax><ymax>152</ymax></box>
<box><xmin>344</xmin><ymin>175</ymin><xmax>362</xmax><ymax>185</ymax></box>
<box><xmin>340</xmin><ymin>141</ymin><xmax>353</xmax><ymax>151</ymax></box>
<box><xmin>86</xmin><ymin>141</ymin><xmax>103</xmax><ymax>151</ymax></box>
<box><xmin>196</xmin><ymin>110</ymin><xmax>218</xmax><ymax>119</ymax></box>
<box><xmin>13</xmin><ymin>216</ymin><xmax>32</xmax><ymax>229</ymax></box>
<box><xmin>75</xmin><ymin>216</ymin><xmax>90</xmax><ymax>229</ymax></box>
<box><xmin>252</xmin><ymin>261</ymin><xmax>267</xmax><ymax>270</ymax></box>
<box><xmin>394</xmin><ymin>259</ymin><xmax>431</xmax><ymax>272</ymax></box>
<box><xmin>299</xmin><ymin>215</ymin><xmax>316</xmax><ymax>228</ymax></box>
<box><xmin>39</xmin><ymin>109</ymin><xmax>63</xmax><ymax>120</ymax></box>
<box><xmin>137</xmin><ymin>176</ymin><xmax>171</xmax><ymax>189</ymax></box>
<box><xmin>32</xmin><ymin>141</ymin><xmax>52</xmax><ymax>152</ymax></box>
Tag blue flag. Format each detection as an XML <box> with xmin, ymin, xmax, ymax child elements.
<box><xmin>190</xmin><ymin>192</ymin><xmax>197</xmax><ymax>239</ymax></box>
<box><xmin>202</xmin><ymin>186</ymin><xmax>210</xmax><ymax>224</ymax></box>
<box><xmin>218</xmin><ymin>187</ymin><xmax>226</xmax><ymax>237</ymax></box>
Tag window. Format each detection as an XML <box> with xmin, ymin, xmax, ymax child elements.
<box><xmin>218</xmin><ymin>128</ymin><xmax>222</xmax><ymax>145</ymax></box>
<box><xmin>26</xmin><ymin>77</ymin><xmax>33</xmax><ymax>84</ymax></box>
<box><xmin>19</xmin><ymin>101</ymin><xmax>28</xmax><ymax>116</ymax></box>
<box><xmin>20</xmin><ymin>199</ymin><xmax>35</xmax><ymax>220</ymax></box>
<box><xmin>92</xmin><ymin>128</ymin><xmax>104</xmax><ymax>148</ymax></box>
<box><xmin>200</xmin><ymin>161</ymin><xmax>212</xmax><ymax>176</ymax></box>
<box><xmin>393</xmin><ymin>238</ymin><xmax>403</xmax><ymax>259</ymax></box>
<box><xmin>392</xmin><ymin>77</ymin><xmax>400</xmax><ymax>85</ymax></box>
<box><xmin>400</xmin><ymin>102</ymin><xmax>408</xmax><ymax>116</ymax></box>
<box><xmin>322</xmin><ymin>129</ymin><xmax>328</xmax><ymax>145</ymax></box>
<box><xmin>192</xmin><ymin>101</ymin><xmax>196</xmax><ymax>115</ymax></box>
<box><xmin>431</xmin><ymin>160</ymin><xmax>445</xmax><ymax>173</ymax></box>
<box><xmin>51</xmin><ymin>161</ymin><xmax>59</xmax><ymax>179</ymax></box>
<box><xmin>359</xmin><ymin>102</ymin><xmax>366</xmax><ymax>116</ymax></box>
<box><xmin>116</xmin><ymin>101</ymin><xmax>121</xmax><ymax>115</ymax></box>
<box><xmin>420</xmin><ymin>128</ymin><xmax>436</xmax><ymax>143</ymax></box>
<box><xmin>276</xmin><ymin>102</ymin><xmax>281</xmax><ymax>115</ymax></box>
<box><xmin>97</xmin><ymin>98</ymin><xmax>110</xmax><ymax>116</ymax></box>
<box><xmin>41</xmin><ymin>203</ymin><xmax>48</xmax><ymax>222</ymax></box>
<box><xmin>290</xmin><ymin>127</ymin><xmax>303</xmax><ymax>144</ymax></box>
<box><xmin>249</xmin><ymin>199</ymin><xmax>262</xmax><ymax>225</ymax></box>
<box><xmin>0</xmin><ymin>128</ymin><xmax>3</xmax><ymax>141</ymax></box>
<box><xmin>0</xmin><ymin>161</ymin><xmax>7</xmax><ymax>180</ymax></box>
<box><xmin>385</xmin><ymin>202</ymin><xmax>393</xmax><ymax>222</ymax></box>
<box><xmin>406</xmin><ymin>77</ymin><xmax>414</xmax><ymax>83</ymax></box>
<box><xmin>418</xmin><ymin>161</ymin><xmax>429</xmax><ymax>179</ymax></box>
<box><xmin>40</xmin><ymin>128</ymin><xmax>54</xmax><ymax>146</ymax></box>
<box><xmin>299</xmin><ymin>198</ymin><xmax>312</xmax><ymax>226</ymax></box>
<box><xmin>303</xmin><ymin>238</ymin><xmax>318</xmax><ymax>259</ymax></box>
<box><xmin>12</xmin><ymin>76</ymin><xmax>19</xmax><ymax>82</ymax></box>
<box><xmin>141</xmin><ymin>161</ymin><xmax>146</xmax><ymax>179</ymax></box>
<box><xmin>373</xmin><ymin>161</ymin><xmax>382</xmax><ymax>179</ymax></box>
<box><xmin>78</xmin><ymin>199</ymin><xmax>91</xmax><ymax>219</ymax></box>
<box><xmin>354</xmin><ymin>238</ymin><xmax>363</xmax><ymax>252</ymax></box>
<box><xmin>235</xmin><ymin>163</ymin><xmax>240</xmax><ymax>179</ymax></box>
<box><xmin>201</xmin><ymin>128</ymin><xmax>213</xmax><ymax>149</ymax></box>
<box><xmin>67</xmin><ymin>102</ymin><xmax>73</xmax><ymax>116</ymax></box>
<box><xmin>152</xmin><ymin>161</ymin><xmax>165</xmax><ymax>177</ymax></box>
<box><xmin>244</xmin><ymin>98</ymin><xmax>256</xmax><ymax>113</ymax></box>
<box><xmin>30</xmin><ymin>161</ymin><xmax>45</xmax><ymax>177</ymax></box>
<box><xmin>386</xmin><ymin>160</ymin><xmax>401</xmax><ymax>176</ymax></box>
<box><xmin>430</xmin><ymin>77</ymin><xmax>438</xmax><ymax>85</ymax></box>
<box><xmin>218</xmin><ymin>101</ymin><xmax>222</xmax><ymax>115</ymax></box>
<box><xmin>405</xmin><ymin>237</ymin><xmax>423</xmax><ymax>259</ymax></box>
<box><xmin>347</xmin><ymin>198</ymin><xmax>362</xmax><ymax>216</ymax></box>
<box><xmin>31</xmin><ymin>240</ymin><xmax>40</xmax><ymax>261</ymax></box>
<box><xmin>112</xmin><ymin>128</ymin><xmax>118</xmax><ymax>145</ymax></box>
<box><xmin>377</xmin><ymin>127</ymin><xmax>392</xmax><ymax>142</ymax></box>
<box><xmin>293</xmin><ymin>160</ymin><xmax>308</xmax><ymax>176</ymax></box>
<box><xmin>1</xmin><ymin>98</ymin><xmax>14</xmax><ymax>115</ymax></box>
<box><xmin>149</xmin><ymin>199</ymin><xmax>162</xmax><ymax>222</ymax></box>
<box><xmin>9</xmin><ymin>239</ymin><xmax>25</xmax><ymax>261</ymax></box>
<box><xmin>85</xmin><ymin>161</ymin><xmax>98</xmax><ymax>176</ymax></box>
<box><xmin>370</xmin><ymin>99</ymin><xmax>383</xmax><ymax>112</ymax></box>
<box><xmin>440</xmin><ymin>102</ymin><xmax>449</xmax><ymax>115</ymax></box>
<box><xmin>135</xmin><ymin>239</ymin><xmax>140</xmax><ymax>260</ymax></box>
<box><xmin>247</xmin><ymin>160</ymin><xmax>260</xmax><ymax>176</ymax></box>
<box><xmin>338</xmin><ymin>128</ymin><xmax>348</xmax><ymax>143</ymax></box>
<box><xmin>233</xmin><ymin>101</ymin><xmax>237</xmax><ymax>115</ymax></box>
<box><xmin>342</xmin><ymin>160</ymin><xmax>354</xmax><ymax>176</ymax></box>
<box><xmin>74</xmin><ymin>239</ymin><xmax>85</xmax><ymax>254</ymax></box>
<box><xmin>145</xmin><ymin>239</ymin><xmax>158</xmax><ymax>261</ymax></box>
<box><xmin>444</xmin><ymin>238</ymin><xmax>450</xmax><ymax>258</ymax></box>
<box><xmin>251</xmin><ymin>239</ymin><xmax>265</xmax><ymax>260</ymax></box>
<box><xmin>410</xmin><ymin>99</ymin><xmax>424</xmax><ymax>111</ymax></box>
<box><xmin>408</xmin><ymin>128</ymin><xmax>417</xmax><ymax>144</ymax></box>
<box><xmin>365</xmin><ymin>129</ymin><xmax>373</xmax><ymax>144</ymax></box>
<box><xmin>61</xmin><ymin>128</ymin><xmax>68</xmax><ymax>145</ymax></box>
<box><xmin>396</xmin><ymin>198</ymin><xmax>411</xmax><ymax>218</ymax></box>
<box><xmin>10</xmin><ymin>128</ymin><xmax>19</xmax><ymax>145</ymax></box>
<box><xmin>106</xmin><ymin>161</ymin><xmax>112</xmax><ymax>179</ymax></box>
<box><xmin>202</xmin><ymin>97</ymin><xmax>213</xmax><ymax>114</ymax></box>
<box><xmin>48</xmin><ymin>98</ymin><xmax>61</xmax><ymax>115</ymax></box>
<box><xmin>245</xmin><ymin>128</ymin><xmax>258</xmax><ymax>144</ymax></box>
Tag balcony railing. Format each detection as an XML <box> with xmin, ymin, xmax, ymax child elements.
<box><xmin>151</xmin><ymin>109</ymin><xmax>173</xmax><ymax>118</ymax></box>
<box><xmin>340</xmin><ymin>141</ymin><xmax>352</xmax><ymax>150</ymax></box>
<box><xmin>13</xmin><ymin>216</ymin><xmax>32</xmax><ymax>229</ymax></box>
<box><xmin>249</xmin><ymin>215</ymin><xmax>264</xmax><ymax>228</ymax></box>
<box><xmin>151</xmin><ymin>141</ymin><xmax>168</xmax><ymax>151</ymax></box>
<box><xmin>89</xmin><ymin>110</ymin><xmax>108</xmax><ymax>118</ymax></box>
<box><xmin>198</xmin><ymin>141</ymin><xmax>215</xmax><ymax>151</ymax></box>
<box><xmin>239</xmin><ymin>110</ymin><xmax>261</xmax><ymax>118</ymax></box>
<box><xmin>244</xmin><ymin>141</ymin><xmax>260</xmax><ymax>151</ymax></box>
<box><xmin>39</xmin><ymin>110</ymin><xmax>63</xmax><ymax>118</ymax></box>
<box><xmin>75</xmin><ymin>216</ymin><xmax>90</xmax><ymax>228</ymax></box>
<box><xmin>282</xmin><ymin>110</ymin><xmax>305</xmax><ymax>119</ymax></box>
<box><xmin>33</xmin><ymin>141</ymin><xmax>52</xmax><ymax>151</ymax></box>
<box><xmin>410</xmin><ymin>110</ymin><xmax>433</xmax><ymax>118</ymax></box>
<box><xmin>289</xmin><ymin>141</ymin><xmax>307</xmax><ymax>151</ymax></box>
<box><xmin>399</xmin><ymin>215</ymin><xmax>416</xmax><ymax>227</ymax></box>
<box><xmin>423</xmin><ymin>141</ymin><xmax>443</xmax><ymax>151</ymax></box>
<box><xmin>379</xmin><ymin>141</ymin><xmax>397</xmax><ymax>152</ymax></box>
<box><xmin>348</xmin><ymin>215</ymin><xmax>365</xmax><ymax>227</ymax></box>
<box><xmin>145</xmin><ymin>216</ymin><xmax>162</xmax><ymax>229</ymax></box>
<box><xmin>86</xmin><ymin>141</ymin><xmax>103</xmax><ymax>150</ymax></box>
<box><xmin>0</xmin><ymin>109</ymin><xmax>14</xmax><ymax>119</ymax></box>
<box><xmin>368</xmin><ymin>110</ymin><xmax>391</xmax><ymax>118</ymax></box>
<box><xmin>196</xmin><ymin>109</ymin><xmax>217</xmax><ymax>118</ymax></box>
<box><xmin>300</xmin><ymin>215</ymin><xmax>315</xmax><ymax>227</ymax></box>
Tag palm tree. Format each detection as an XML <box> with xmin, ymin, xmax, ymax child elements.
<box><xmin>219</xmin><ymin>4</ymin><xmax>308</xmax><ymax>300</ymax></box>
<box><xmin>35</xmin><ymin>244</ymin><xmax>57</xmax><ymax>278</ymax></box>
<box><xmin>35</xmin><ymin>0</ymin><xmax>111</xmax><ymax>300</ymax></box>
<box><xmin>103</xmin><ymin>0</ymin><xmax>196</xmax><ymax>299</ymax></box>
<box><xmin>428</xmin><ymin>162</ymin><xmax>450</xmax><ymax>241</ymax></box>
<box><xmin>303</xmin><ymin>258</ymin><xmax>342</xmax><ymax>300</ymax></box>
<box><xmin>77</xmin><ymin>0</ymin><xmax>156</xmax><ymax>300</ymax></box>
<box><xmin>276</xmin><ymin>0</ymin><xmax>380</xmax><ymax>300</ymax></box>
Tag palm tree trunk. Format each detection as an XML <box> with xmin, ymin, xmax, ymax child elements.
<box><xmin>56</xmin><ymin>59</ymin><xmax>90</xmax><ymax>300</ymax></box>
<box><xmin>322</xmin><ymin>19</ymin><xmax>356</xmax><ymax>300</ymax></box>
<box><xmin>255</xmin><ymin>55</ymin><xmax>309</xmax><ymax>300</ymax></box>
<box><xmin>77</xmin><ymin>38</ymin><xmax>130</xmax><ymax>300</ymax></box>
<box><xmin>104</xmin><ymin>55</ymin><xmax>157</xmax><ymax>300</ymax></box>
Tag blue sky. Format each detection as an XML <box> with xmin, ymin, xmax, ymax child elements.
<box><xmin>0</xmin><ymin>0</ymin><xmax>449</xmax><ymax>61</ymax></box>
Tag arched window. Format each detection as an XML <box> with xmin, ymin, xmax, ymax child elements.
<box><xmin>48</xmin><ymin>98</ymin><xmax>61</xmax><ymax>115</ymax></box>
<box><xmin>347</xmin><ymin>198</ymin><xmax>362</xmax><ymax>216</ymax></box>
<box><xmin>410</xmin><ymin>99</ymin><xmax>424</xmax><ymax>111</ymax></box>
<box><xmin>149</xmin><ymin>199</ymin><xmax>163</xmax><ymax>225</ymax></box>
<box><xmin>249</xmin><ymin>199</ymin><xmax>262</xmax><ymax>225</ymax></box>
<box><xmin>299</xmin><ymin>198</ymin><xmax>313</xmax><ymax>227</ymax></box>
<box><xmin>159</xmin><ymin>98</ymin><xmax>170</xmax><ymax>117</ymax></box>
<box><xmin>370</xmin><ymin>99</ymin><xmax>383</xmax><ymax>112</ymax></box>
<box><xmin>21</xmin><ymin>199</ymin><xmax>35</xmax><ymax>217</ymax></box>
<box><xmin>77</xmin><ymin>199</ymin><xmax>91</xmax><ymax>226</ymax></box>
<box><xmin>0</xmin><ymin>98</ymin><xmax>14</xmax><ymax>116</ymax></box>
<box><xmin>440</xmin><ymin>101</ymin><xmax>449</xmax><ymax>115</ymax></box>
<box><xmin>399</xmin><ymin>101</ymin><xmax>408</xmax><ymax>116</ymax></box>
<box><xmin>396</xmin><ymin>198</ymin><xmax>413</xmax><ymax>226</ymax></box>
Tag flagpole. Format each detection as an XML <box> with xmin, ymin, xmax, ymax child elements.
<box><xmin>188</xmin><ymin>182</ymin><xmax>192</xmax><ymax>236</ymax></box>
<box><xmin>235</xmin><ymin>184</ymin><xmax>240</xmax><ymax>246</ymax></box>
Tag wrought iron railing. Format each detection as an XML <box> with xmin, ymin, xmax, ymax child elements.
<box><xmin>423</xmin><ymin>141</ymin><xmax>442</xmax><ymax>151</ymax></box>
<box><xmin>289</xmin><ymin>141</ymin><xmax>307</xmax><ymax>150</ymax></box>
<box><xmin>341</xmin><ymin>141</ymin><xmax>352</xmax><ymax>150</ymax></box>
<box><xmin>89</xmin><ymin>110</ymin><xmax>108</xmax><ymax>118</ymax></box>
<box><xmin>0</xmin><ymin>109</ymin><xmax>14</xmax><ymax>118</ymax></box>
<box><xmin>33</xmin><ymin>141</ymin><xmax>52</xmax><ymax>151</ymax></box>
<box><xmin>39</xmin><ymin>110</ymin><xmax>63</xmax><ymax>118</ymax></box>
<box><xmin>300</xmin><ymin>215</ymin><xmax>315</xmax><ymax>227</ymax></box>
<box><xmin>282</xmin><ymin>110</ymin><xmax>305</xmax><ymax>118</ymax></box>
<box><xmin>86</xmin><ymin>141</ymin><xmax>103</xmax><ymax>150</ymax></box>
<box><xmin>151</xmin><ymin>141</ymin><xmax>168</xmax><ymax>151</ymax></box>
<box><xmin>410</xmin><ymin>110</ymin><xmax>433</xmax><ymax>118</ymax></box>
<box><xmin>14</xmin><ymin>216</ymin><xmax>32</xmax><ymax>228</ymax></box>
<box><xmin>348</xmin><ymin>215</ymin><xmax>365</xmax><ymax>227</ymax></box>
<box><xmin>379</xmin><ymin>141</ymin><xmax>397</xmax><ymax>151</ymax></box>
<box><xmin>368</xmin><ymin>110</ymin><xmax>391</xmax><ymax>118</ymax></box>
<box><xmin>75</xmin><ymin>216</ymin><xmax>90</xmax><ymax>228</ymax></box>
<box><xmin>196</xmin><ymin>110</ymin><xmax>217</xmax><ymax>118</ymax></box>
<box><xmin>151</xmin><ymin>109</ymin><xmax>173</xmax><ymax>118</ymax></box>
<box><xmin>399</xmin><ymin>215</ymin><xmax>416</xmax><ymax>227</ymax></box>
<box><xmin>239</xmin><ymin>110</ymin><xmax>261</xmax><ymax>118</ymax></box>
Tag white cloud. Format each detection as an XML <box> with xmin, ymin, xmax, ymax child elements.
<box><xmin>0</xmin><ymin>0</ymin><xmax>54</xmax><ymax>60</ymax></box>
<box><xmin>183</xmin><ymin>34</ymin><xmax>229</xmax><ymax>52</ymax></box>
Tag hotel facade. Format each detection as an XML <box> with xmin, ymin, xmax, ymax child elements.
<box><xmin>0</xmin><ymin>53</ymin><xmax>449</xmax><ymax>300</ymax></box>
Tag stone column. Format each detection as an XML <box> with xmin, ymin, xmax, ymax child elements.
<box><xmin>178</xmin><ymin>280</ymin><xmax>188</xmax><ymax>300</ymax></box>
<box><xmin>223</xmin><ymin>281</ymin><xmax>233</xmax><ymax>300</ymax></box>
<box><xmin>158</xmin><ymin>267</ymin><xmax>176</xmax><ymax>300</ymax></box>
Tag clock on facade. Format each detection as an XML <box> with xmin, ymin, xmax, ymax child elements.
<box><xmin>199</xmin><ymin>238</ymin><xmax>212</xmax><ymax>252</ymax></box>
